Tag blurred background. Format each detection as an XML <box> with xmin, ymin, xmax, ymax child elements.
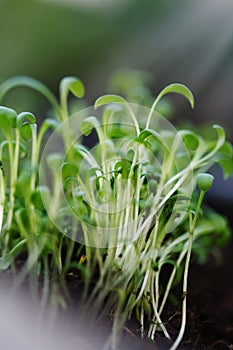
<box><xmin>0</xmin><ymin>0</ymin><xmax>232</xmax><ymax>198</ymax></box>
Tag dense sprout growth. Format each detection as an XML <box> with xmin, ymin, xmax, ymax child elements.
<box><xmin>0</xmin><ymin>74</ymin><xmax>232</xmax><ymax>349</ymax></box>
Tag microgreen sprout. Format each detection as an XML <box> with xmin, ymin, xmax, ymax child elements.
<box><xmin>170</xmin><ymin>172</ymin><xmax>214</xmax><ymax>350</ymax></box>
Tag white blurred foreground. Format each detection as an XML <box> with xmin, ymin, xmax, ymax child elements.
<box><xmin>0</xmin><ymin>287</ymin><xmax>97</xmax><ymax>350</ymax></box>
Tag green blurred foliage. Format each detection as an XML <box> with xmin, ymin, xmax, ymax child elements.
<box><xmin>0</xmin><ymin>0</ymin><xmax>233</xmax><ymax>140</ymax></box>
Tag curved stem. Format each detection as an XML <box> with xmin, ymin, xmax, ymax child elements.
<box><xmin>0</xmin><ymin>76</ymin><xmax>61</xmax><ymax>120</ymax></box>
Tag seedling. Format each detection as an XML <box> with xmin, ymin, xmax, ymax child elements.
<box><xmin>0</xmin><ymin>75</ymin><xmax>232</xmax><ymax>350</ymax></box>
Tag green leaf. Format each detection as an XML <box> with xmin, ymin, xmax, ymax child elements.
<box><xmin>114</xmin><ymin>159</ymin><xmax>131</xmax><ymax>179</ymax></box>
<box><xmin>211</xmin><ymin>142</ymin><xmax>233</xmax><ymax>178</ymax></box>
<box><xmin>156</xmin><ymin>83</ymin><xmax>194</xmax><ymax>109</ymax></box>
<box><xmin>31</xmin><ymin>186</ymin><xmax>50</xmax><ymax>211</ymax></box>
<box><xmin>16</xmin><ymin>112</ymin><xmax>36</xmax><ymax>141</ymax></box>
<box><xmin>94</xmin><ymin>94</ymin><xmax>126</xmax><ymax>109</ymax></box>
<box><xmin>71</xmin><ymin>203</ymin><xmax>88</xmax><ymax>218</ymax></box>
<box><xmin>102</xmin><ymin>103</ymin><xmax>124</xmax><ymax>126</ymax></box>
<box><xmin>81</xmin><ymin>116</ymin><xmax>100</xmax><ymax>136</ymax></box>
<box><xmin>63</xmin><ymin>176</ymin><xmax>79</xmax><ymax>192</ymax></box>
<box><xmin>136</xmin><ymin>129</ymin><xmax>160</xmax><ymax>144</ymax></box>
<box><xmin>0</xmin><ymin>106</ymin><xmax>17</xmax><ymax>132</ymax></box>
<box><xmin>15</xmin><ymin>208</ymin><xmax>30</xmax><ymax>233</ymax></box>
<box><xmin>212</xmin><ymin>124</ymin><xmax>226</xmax><ymax>150</ymax></box>
<box><xmin>0</xmin><ymin>240</ymin><xmax>27</xmax><ymax>270</ymax></box>
<box><xmin>194</xmin><ymin>125</ymin><xmax>227</xmax><ymax>170</ymax></box>
<box><xmin>87</xmin><ymin>167</ymin><xmax>103</xmax><ymax>177</ymax></box>
<box><xmin>139</xmin><ymin>198</ymin><xmax>153</xmax><ymax>210</ymax></box>
<box><xmin>72</xmin><ymin>144</ymin><xmax>98</xmax><ymax>168</ymax></box>
<box><xmin>59</xmin><ymin>76</ymin><xmax>85</xmax><ymax>99</ymax></box>
<box><xmin>70</xmin><ymin>80</ymin><xmax>85</xmax><ymax>98</ymax></box>
<box><xmin>179</xmin><ymin>130</ymin><xmax>200</xmax><ymax>151</ymax></box>
<box><xmin>219</xmin><ymin>141</ymin><xmax>233</xmax><ymax>158</ymax></box>
<box><xmin>0</xmin><ymin>76</ymin><xmax>60</xmax><ymax>115</ymax></box>
<box><xmin>15</xmin><ymin>170</ymin><xmax>31</xmax><ymax>198</ymax></box>
<box><xmin>0</xmin><ymin>253</ymin><xmax>13</xmax><ymax>270</ymax></box>
<box><xmin>16</xmin><ymin>112</ymin><xmax>36</xmax><ymax>128</ymax></box>
<box><xmin>41</xmin><ymin>118</ymin><xmax>59</xmax><ymax>130</ymax></box>
<box><xmin>218</xmin><ymin>158</ymin><xmax>233</xmax><ymax>178</ymax></box>
<box><xmin>147</xmin><ymin>83</ymin><xmax>194</xmax><ymax>128</ymax></box>
<box><xmin>38</xmin><ymin>118</ymin><xmax>60</xmax><ymax>143</ymax></box>
<box><xmin>62</xmin><ymin>162</ymin><xmax>78</xmax><ymax>181</ymax></box>
<box><xmin>148</xmin><ymin>179</ymin><xmax>157</xmax><ymax>193</ymax></box>
<box><xmin>20</xmin><ymin>124</ymin><xmax>33</xmax><ymax>141</ymax></box>
<box><xmin>95</xmin><ymin>175</ymin><xmax>108</xmax><ymax>193</ymax></box>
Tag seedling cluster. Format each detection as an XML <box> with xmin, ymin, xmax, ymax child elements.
<box><xmin>0</xmin><ymin>75</ymin><xmax>232</xmax><ymax>349</ymax></box>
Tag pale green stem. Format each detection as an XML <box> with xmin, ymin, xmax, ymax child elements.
<box><xmin>30</xmin><ymin>124</ymin><xmax>38</xmax><ymax>192</ymax></box>
<box><xmin>140</xmin><ymin>305</ymin><xmax>145</xmax><ymax>338</ymax></box>
<box><xmin>146</xmin><ymin>91</ymin><xmax>164</xmax><ymax>129</ymax></box>
<box><xmin>150</xmin><ymin>270</ymin><xmax>171</xmax><ymax>340</ymax></box>
<box><xmin>134</xmin><ymin>268</ymin><xmax>150</xmax><ymax>306</ymax></box>
<box><xmin>170</xmin><ymin>190</ymin><xmax>205</xmax><ymax>350</ymax></box>
<box><xmin>6</xmin><ymin>139</ymin><xmax>16</xmax><ymax>235</ymax></box>
<box><xmin>159</xmin><ymin>247</ymin><xmax>187</xmax><ymax>317</ymax></box>
<box><xmin>0</xmin><ymin>167</ymin><xmax>5</xmax><ymax>234</ymax></box>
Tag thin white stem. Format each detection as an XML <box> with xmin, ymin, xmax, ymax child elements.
<box><xmin>150</xmin><ymin>271</ymin><xmax>171</xmax><ymax>340</ymax></box>
<box><xmin>169</xmin><ymin>234</ymin><xmax>192</xmax><ymax>350</ymax></box>
<box><xmin>159</xmin><ymin>247</ymin><xmax>187</xmax><ymax>316</ymax></box>
<box><xmin>170</xmin><ymin>191</ymin><xmax>205</xmax><ymax>350</ymax></box>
